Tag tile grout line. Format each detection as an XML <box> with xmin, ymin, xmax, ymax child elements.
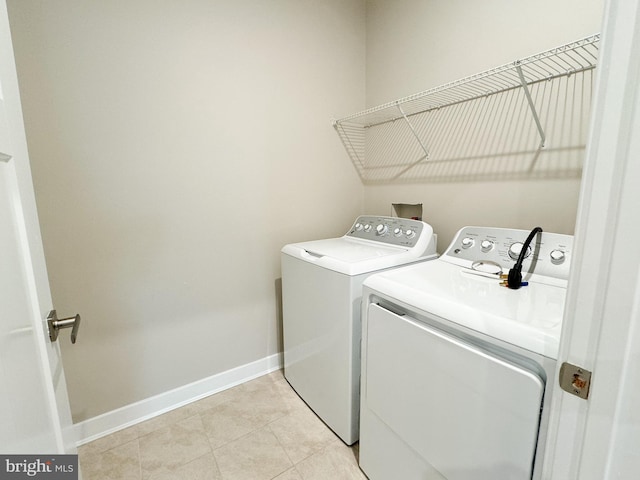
<box><xmin>79</xmin><ymin>371</ymin><xmax>366</xmax><ymax>480</ymax></box>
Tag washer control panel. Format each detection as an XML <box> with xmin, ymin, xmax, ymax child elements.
<box><xmin>444</xmin><ymin>226</ymin><xmax>573</xmax><ymax>281</ymax></box>
<box><xmin>347</xmin><ymin>215</ymin><xmax>427</xmax><ymax>248</ymax></box>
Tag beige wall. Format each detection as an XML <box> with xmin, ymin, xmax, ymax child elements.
<box><xmin>364</xmin><ymin>0</ymin><xmax>605</xmax><ymax>250</ymax></box>
<box><xmin>8</xmin><ymin>0</ymin><xmax>605</xmax><ymax>424</ymax></box>
<box><xmin>7</xmin><ymin>0</ymin><xmax>365</xmax><ymax>422</ymax></box>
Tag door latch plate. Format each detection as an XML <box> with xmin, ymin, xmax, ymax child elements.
<box><xmin>559</xmin><ymin>362</ymin><xmax>592</xmax><ymax>399</ymax></box>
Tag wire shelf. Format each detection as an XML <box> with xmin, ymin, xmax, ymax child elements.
<box><xmin>334</xmin><ymin>34</ymin><xmax>600</xmax><ymax>184</ymax></box>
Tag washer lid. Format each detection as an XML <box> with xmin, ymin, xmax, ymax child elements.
<box><xmin>298</xmin><ymin>238</ymin><xmax>406</xmax><ymax>262</ymax></box>
<box><xmin>364</xmin><ymin>259</ymin><xmax>567</xmax><ymax>358</ymax></box>
<box><xmin>282</xmin><ymin>237</ymin><xmax>433</xmax><ymax>275</ymax></box>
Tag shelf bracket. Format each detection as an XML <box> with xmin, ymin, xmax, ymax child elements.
<box><xmin>516</xmin><ymin>64</ymin><xmax>546</xmax><ymax>149</ymax></box>
<box><xmin>333</xmin><ymin>121</ymin><xmax>365</xmax><ymax>172</ymax></box>
<box><xmin>396</xmin><ymin>103</ymin><xmax>430</xmax><ymax>159</ymax></box>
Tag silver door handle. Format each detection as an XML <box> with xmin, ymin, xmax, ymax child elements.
<box><xmin>47</xmin><ymin>310</ymin><xmax>81</xmax><ymax>344</ymax></box>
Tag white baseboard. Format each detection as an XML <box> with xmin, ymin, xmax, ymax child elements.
<box><xmin>73</xmin><ymin>352</ymin><xmax>283</xmax><ymax>446</ymax></box>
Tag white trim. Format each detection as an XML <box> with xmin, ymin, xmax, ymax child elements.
<box><xmin>73</xmin><ymin>353</ymin><xmax>283</xmax><ymax>446</ymax></box>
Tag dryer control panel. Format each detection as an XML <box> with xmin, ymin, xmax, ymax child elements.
<box><xmin>346</xmin><ymin>216</ymin><xmax>428</xmax><ymax>248</ymax></box>
<box><xmin>443</xmin><ymin>226</ymin><xmax>573</xmax><ymax>281</ymax></box>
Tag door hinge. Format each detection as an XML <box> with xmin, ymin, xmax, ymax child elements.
<box><xmin>559</xmin><ymin>362</ymin><xmax>592</xmax><ymax>400</ymax></box>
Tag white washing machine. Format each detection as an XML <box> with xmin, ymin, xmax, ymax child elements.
<box><xmin>281</xmin><ymin>215</ymin><xmax>438</xmax><ymax>445</ymax></box>
<box><xmin>359</xmin><ymin>226</ymin><xmax>573</xmax><ymax>480</ymax></box>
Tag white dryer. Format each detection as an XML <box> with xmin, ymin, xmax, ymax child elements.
<box><xmin>281</xmin><ymin>215</ymin><xmax>437</xmax><ymax>445</ymax></box>
<box><xmin>359</xmin><ymin>226</ymin><xmax>573</xmax><ymax>480</ymax></box>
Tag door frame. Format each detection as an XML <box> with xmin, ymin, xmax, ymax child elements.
<box><xmin>543</xmin><ymin>0</ymin><xmax>640</xmax><ymax>477</ymax></box>
<box><xmin>1</xmin><ymin>0</ymin><xmax>74</xmax><ymax>453</ymax></box>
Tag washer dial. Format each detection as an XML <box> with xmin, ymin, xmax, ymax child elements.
<box><xmin>376</xmin><ymin>224</ymin><xmax>388</xmax><ymax>236</ymax></box>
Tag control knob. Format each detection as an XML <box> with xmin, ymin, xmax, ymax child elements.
<box><xmin>405</xmin><ymin>229</ymin><xmax>415</xmax><ymax>239</ymax></box>
<box><xmin>354</xmin><ymin>223</ymin><xmax>363</xmax><ymax>231</ymax></box>
<box><xmin>508</xmin><ymin>242</ymin><xmax>531</xmax><ymax>260</ymax></box>
<box><xmin>461</xmin><ymin>237</ymin><xmax>474</xmax><ymax>249</ymax></box>
<box><xmin>550</xmin><ymin>249</ymin><xmax>566</xmax><ymax>264</ymax></box>
<box><xmin>376</xmin><ymin>224</ymin><xmax>388</xmax><ymax>236</ymax></box>
<box><xmin>363</xmin><ymin>224</ymin><xmax>372</xmax><ymax>233</ymax></box>
<box><xmin>393</xmin><ymin>227</ymin><xmax>403</xmax><ymax>237</ymax></box>
<box><xmin>480</xmin><ymin>240</ymin><xmax>494</xmax><ymax>252</ymax></box>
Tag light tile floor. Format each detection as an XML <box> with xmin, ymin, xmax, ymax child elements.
<box><xmin>78</xmin><ymin>370</ymin><xmax>368</xmax><ymax>480</ymax></box>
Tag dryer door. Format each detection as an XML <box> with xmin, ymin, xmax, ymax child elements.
<box><xmin>362</xmin><ymin>303</ymin><xmax>544</xmax><ymax>480</ymax></box>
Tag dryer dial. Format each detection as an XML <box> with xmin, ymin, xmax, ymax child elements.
<box><xmin>480</xmin><ymin>240</ymin><xmax>494</xmax><ymax>252</ymax></box>
<box><xmin>461</xmin><ymin>237</ymin><xmax>474</xmax><ymax>249</ymax></box>
<box><xmin>508</xmin><ymin>242</ymin><xmax>531</xmax><ymax>260</ymax></box>
<box><xmin>550</xmin><ymin>249</ymin><xmax>566</xmax><ymax>264</ymax></box>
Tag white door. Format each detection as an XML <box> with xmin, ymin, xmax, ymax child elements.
<box><xmin>543</xmin><ymin>0</ymin><xmax>640</xmax><ymax>478</ymax></box>
<box><xmin>0</xmin><ymin>0</ymin><xmax>74</xmax><ymax>454</ymax></box>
